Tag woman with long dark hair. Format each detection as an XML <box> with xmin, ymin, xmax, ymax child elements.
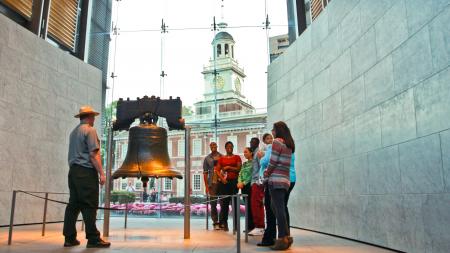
<box><xmin>263</xmin><ymin>121</ymin><xmax>294</xmax><ymax>250</ymax></box>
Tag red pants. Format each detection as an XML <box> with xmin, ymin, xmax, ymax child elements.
<box><xmin>251</xmin><ymin>183</ymin><xmax>265</xmax><ymax>228</ymax></box>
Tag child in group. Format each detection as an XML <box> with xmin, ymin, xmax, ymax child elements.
<box><xmin>237</xmin><ymin>147</ymin><xmax>254</xmax><ymax>229</ymax></box>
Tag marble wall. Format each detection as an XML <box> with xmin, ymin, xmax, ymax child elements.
<box><xmin>0</xmin><ymin>13</ymin><xmax>103</xmax><ymax>225</ymax></box>
<box><xmin>267</xmin><ymin>0</ymin><xmax>450</xmax><ymax>252</ymax></box>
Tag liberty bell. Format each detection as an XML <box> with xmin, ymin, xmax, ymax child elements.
<box><xmin>113</xmin><ymin>123</ymin><xmax>182</xmax><ymax>180</ymax></box>
<box><xmin>112</xmin><ymin>96</ymin><xmax>185</xmax><ymax>184</ymax></box>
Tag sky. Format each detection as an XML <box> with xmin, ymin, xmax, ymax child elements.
<box><xmin>105</xmin><ymin>0</ymin><xmax>288</xmax><ymax>110</ymax></box>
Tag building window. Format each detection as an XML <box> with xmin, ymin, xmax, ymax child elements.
<box><xmin>246</xmin><ymin>134</ymin><xmax>256</xmax><ymax>148</ymax></box>
<box><xmin>225</xmin><ymin>44</ymin><xmax>229</xmax><ymax>56</ymax></box>
<box><xmin>167</xmin><ymin>140</ymin><xmax>172</xmax><ymax>157</ymax></box>
<box><xmin>121</xmin><ymin>144</ymin><xmax>128</xmax><ymax>160</ymax></box>
<box><xmin>217</xmin><ymin>44</ymin><xmax>221</xmax><ymax>56</ymax></box>
<box><xmin>121</xmin><ymin>182</ymin><xmax>127</xmax><ymax>190</ymax></box>
<box><xmin>311</xmin><ymin>0</ymin><xmax>330</xmax><ymax>21</ymax></box>
<box><xmin>304</xmin><ymin>0</ymin><xmax>312</xmax><ymax>27</ymax></box>
<box><xmin>164</xmin><ymin>178</ymin><xmax>172</xmax><ymax>191</ymax></box>
<box><xmin>193</xmin><ymin>174</ymin><xmax>201</xmax><ymax>191</ymax></box>
<box><xmin>135</xmin><ymin>182</ymin><xmax>142</xmax><ymax>190</ymax></box>
<box><xmin>193</xmin><ymin>139</ymin><xmax>202</xmax><ymax>156</ymax></box>
<box><xmin>227</xmin><ymin>135</ymin><xmax>238</xmax><ymax>152</ymax></box>
<box><xmin>231</xmin><ymin>45</ymin><xmax>234</xmax><ymax>58</ymax></box>
<box><xmin>178</xmin><ymin>140</ymin><xmax>185</xmax><ymax>157</ymax></box>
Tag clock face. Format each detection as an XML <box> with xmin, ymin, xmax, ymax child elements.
<box><xmin>212</xmin><ymin>76</ymin><xmax>225</xmax><ymax>90</ymax></box>
<box><xmin>234</xmin><ymin>77</ymin><xmax>241</xmax><ymax>93</ymax></box>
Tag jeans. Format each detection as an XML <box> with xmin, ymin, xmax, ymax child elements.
<box><xmin>269</xmin><ymin>186</ymin><xmax>289</xmax><ymax>238</ymax></box>
<box><xmin>63</xmin><ymin>164</ymin><xmax>101</xmax><ymax>241</ymax></box>
<box><xmin>262</xmin><ymin>183</ymin><xmax>276</xmax><ymax>243</ymax></box>
<box><xmin>208</xmin><ymin>183</ymin><xmax>220</xmax><ymax>224</ymax></box>
<box><xmin>241</xmin><ymin>183</ymin><xmax>254</xmax><ymax>231</ymax></box>
<box><xmin>285</xmin><ymin>182</ymin><xmax>295</xmax><ymax>235</ymax></box>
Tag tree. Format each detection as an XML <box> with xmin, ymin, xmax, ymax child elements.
<box><xmin>104</xmin><ymin>100</ymin><xmax>118</xmax><ymax>125</ymax></box>
<box><xmin>101</xmin><ymin>101</ymin><xmax>118</xmax><ymax>167</ymax></box>
<box><xmin>182</xmin><ymin>105</ymin><xmax>193</xmax><ymax>116</ymax></box>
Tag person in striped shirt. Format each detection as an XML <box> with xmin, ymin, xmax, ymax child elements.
<box><xmin>263</xmin><ymin>121</ymin><xmax>295</xmax><ymax>250</ymax></box>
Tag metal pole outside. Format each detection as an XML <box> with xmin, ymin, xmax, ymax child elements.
<box><xmin>236</xmin><ymin>193</ymin><xmax>241</xmax><ymax>253</ymax></box>
<box><xmin>184</xmin><ymin>126</ymin><xmax>191</xmax><ymax>239</ymax></box>
<box><xmin>8</xmin><ymin>190</ymin><xmax>17</xmax><ymax>245</ymax></box>
<box><xmin>103</xmin><ymin>124</ymin><xmax>114</xmax><ymax>237</ymax></box>
<box><xmin>244</xmin><ymin>194</ymin><xmax>248</xmax><ymax>243</ymax></box>
<box><xmin>206</xmin><ymin>194</ymin><xmax>209</xmax><ymax>230</ymax></box>
<box><xmin>81</xmin><ymin>221</ymin><xmax>84</xmax><ymax>231</ymax></box>
<box><xmin>41</xmin><ymin>193</ymin><xmax>49</xmax><ymax>236</ymax></box>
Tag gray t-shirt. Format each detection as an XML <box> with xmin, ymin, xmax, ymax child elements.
<box><xmin>251</xmin><ymin>147</ymin><xmax>261</xmax><ymax>184</ymax></box>
<box><xmin>203</xmin><ymin>152</ymin><xmax>222</xmax><ymax>187</ymax></box>
<box><xmin>68</xmin><ymin>123</ymin><xmax>100</xmax><ymax>168</ymax></box>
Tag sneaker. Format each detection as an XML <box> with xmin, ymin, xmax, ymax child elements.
<box><xmin>86</xmin><ymin>238</ymin><xmax>111</xmax><ymax>248</ymax></box>
<box><xmin>64</xmin><ymin>239</ymin><xmax>80</xmax><ymax>247</ymax></box>
<box><xmin>248</xmin><ymin>228</ymin><xmax>265</xmax><ymax>236</ymax></box>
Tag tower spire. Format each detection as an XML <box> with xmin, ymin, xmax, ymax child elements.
<box><xmin>218</xmin><ymin>0</ymin><xmax>227</xmax><ymax>30</ymax></box>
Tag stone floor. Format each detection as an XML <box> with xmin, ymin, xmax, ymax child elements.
<box><xmin>0</xmin><ymin>217</ymin><xmax>397</xmax><ymax>253</ymax></box>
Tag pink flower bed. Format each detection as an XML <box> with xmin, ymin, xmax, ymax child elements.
<box><xmin>109</xmin><ymin>203</ymin><xmax>246</xmax><ymax>216</ymax></box>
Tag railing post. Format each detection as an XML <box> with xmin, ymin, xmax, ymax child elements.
<box><xmin>236</xmin><ymin>193</ymin><xmax>241</xmax><ymax>253</ymax></box>
<box><xmin>206</xmin><ymin>194</ymin><xmax>209</xmax><ymax>230</ymax></box>
<box><xmin>232</xmin><ymin>195</ymin><xmax>236</xmax><ymax>235</ymax></box>
<box><xmin>184</xmin><ymin>126</ymin><xmax>191</xmax><ymax>239</ymax></box>
<box><xmin>41</xmin><ymin>193</ymin><xmax>49</xmax><ymax>236</ymax></box>
<box><xmin>103</xmin><ymin>124</ymin><xmax>113</xmax><ymax>237</ymax></box>
<box><xmin>8</xmin><ymin>190</ymin><xmax>17</xmax><ymax>245</ymax></box>
<box><xmin>244</xmin><ymin>194</ymin><xmax>248</xmax><ymax>243</ymax></box>
<box><xmin>124</xmin><ymin>202</ymin><xmax>128</xmax><ymax>229</ymax></box>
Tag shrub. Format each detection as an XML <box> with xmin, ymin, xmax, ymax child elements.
<box><xmin>111</xmin><ymin>191</ymin><xmax>135</xmax><ymax>204</ymax></box>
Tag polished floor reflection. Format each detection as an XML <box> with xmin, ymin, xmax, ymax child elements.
<box><xmin>0</xmin><ymin>218</ymin><xmax>396</xmax><ymax>252</ymax></box>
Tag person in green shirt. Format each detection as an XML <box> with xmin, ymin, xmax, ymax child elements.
<box><xmin>237</xmin><ymin>147</ymin><xmax>254</xmax><ymax>229</ymax></box>
<box><xmin>238</xmin><ymin>147</ymin><xmax>253</xmax><ymax>189</ymax></box>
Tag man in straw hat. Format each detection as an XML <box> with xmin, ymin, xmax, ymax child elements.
<box><xmin>63</xmin><ymin>106</ymin><xmax>111</xmax><ymax>248</ymax></box>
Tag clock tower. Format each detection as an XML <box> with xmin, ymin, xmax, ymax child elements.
<box><xmin>202</xmin><ymin>29</ymin><xmax>246</xmax><ymax>101</ymax></box>
<box><xmin>194</xmin><ymin>24</ymin><xmax>255</xmax><ymax>117</ymax></box>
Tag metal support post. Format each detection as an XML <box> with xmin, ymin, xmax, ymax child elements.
<box><xmin>8</xmin><ymin>190</ymin><xmax>17</xmax><ymax>245</ymax></box>
<box><xmin>41</xmin><ymin>193</ymin><xmax>49</xmax><ymax>236</ymax></box>
<box><xmin>81</xmin><ymin>221</ymin><xmax>85</xmax><ymax>231</ymax></box>
<box><xmin>236</xmin><ymin>193</ymin><xmax>241</xmax><ymax>253</ymax></box>
<box><xmin>244</xmin><ymin>194</ymin><xmax>248</xmax><ymax>243</ymax></box>
<box><xmin>103</xmin><ymin>125</ymin><xmax>114</xmax><ymax>237</ymax></box>
<box><xmin>232</xmin><ymin>195</ymin><xmax>236</xmax><ymax>235</ymax></box>
<box><xmin>206</xmin><ymin>194</ymin><xmax>209</xmax><ymax>230</ymax></box>
<box><xmin>124</xmin><ymin>203</ymin><xmax>128</xmax><ymax>229</ymax></box>
<box><xmin>184</xmin><ymin>126</ymin><xmax>191</xmax><ymax>239</ymax></box>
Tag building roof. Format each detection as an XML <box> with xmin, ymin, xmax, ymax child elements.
<box><xmin>213</xmin><ymin>31</ymin><xmax>235</xmax><ymax>43</ymax></box>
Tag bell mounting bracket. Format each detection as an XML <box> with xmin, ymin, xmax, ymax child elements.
<box><xmin>113</xmin><ymin>95</ymin><xmax>185</xmax><ymax>131</ymax></box>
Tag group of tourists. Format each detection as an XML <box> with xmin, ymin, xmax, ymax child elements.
<box><xmin>203</xmin><ymin>121</ymin><xmax>296</xmax><ymax>251</ymax></box>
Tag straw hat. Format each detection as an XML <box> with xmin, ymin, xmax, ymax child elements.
<box><xmin>74</xmin><ymin>106</ymin><xmax>100</xmax><ymax>118</ymax></box>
